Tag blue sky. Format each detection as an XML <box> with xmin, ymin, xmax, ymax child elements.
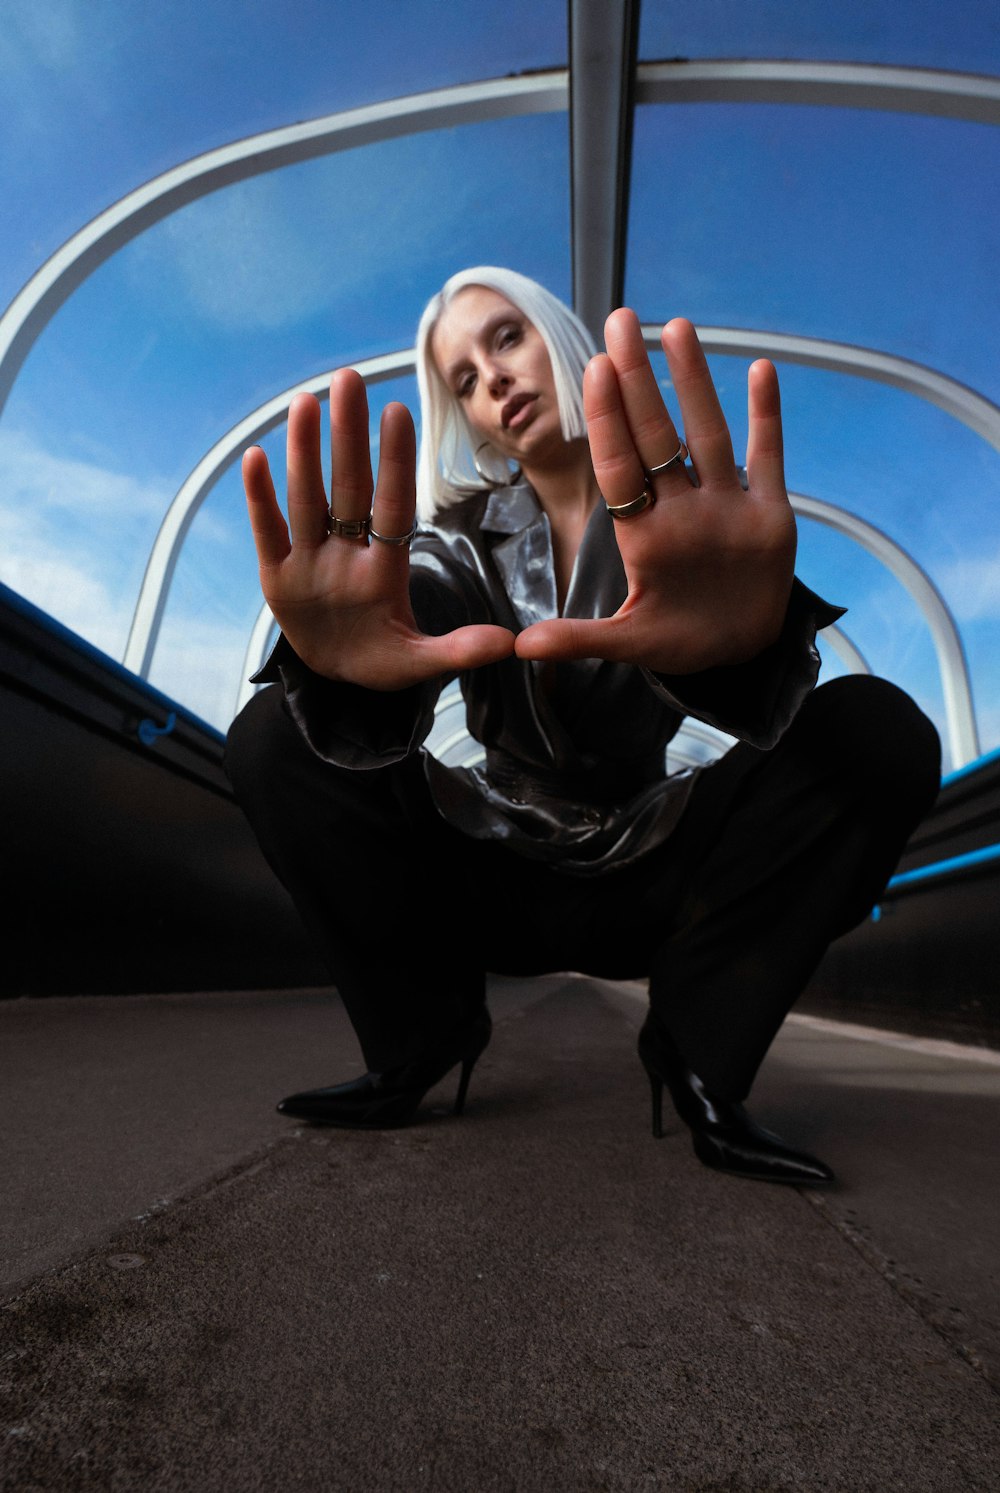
<box><xmin>1</xmin><ymin>0</ymin><xmax>998</xmax><ymax>770</ymax></box>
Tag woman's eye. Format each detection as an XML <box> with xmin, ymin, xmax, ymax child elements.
<box><xmin>457</xmin><ymin>373</ymin><xmax>475</xmax><ymax>397</ymax></box>
<box><xmin>498</xmin><ymin>325</ymin><xmax>520</xmax><ymax>348</ymax></box>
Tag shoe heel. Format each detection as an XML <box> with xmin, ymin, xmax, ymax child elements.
<box><xmin>647</xmin><ymin>1069</ymin><xmax>665</xmax><ymax>1139</ymax></box>
<box><xmin>452</xmin><ymin>1009</ymin><xmax>492</xmax><ymax>1117</ymax></box>
<box><xmin>453</xmin><ymin>1053</ymin><xmax>476</xmax><ymax>1116</ymax></box>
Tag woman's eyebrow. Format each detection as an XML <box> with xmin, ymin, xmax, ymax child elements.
<box><xmin>439</xmin><ymin>312</ymin><xmax>520</xmax><ymax>383</ymax></box>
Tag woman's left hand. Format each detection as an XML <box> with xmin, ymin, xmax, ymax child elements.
<box><xmin>514</xmin><ymin>311</ymin><xmax>797</xmax><ymax>675</ymax></box>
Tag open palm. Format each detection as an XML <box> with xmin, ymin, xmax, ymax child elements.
<box><xmin>243</xmin><ymin>370</ymin><xmax>515</xmax><ymax>690</ymax></box>
<box><xmin>515</xmin><ymin>313</ymin><xmax>797</xmax><ymax>676</ymax></box>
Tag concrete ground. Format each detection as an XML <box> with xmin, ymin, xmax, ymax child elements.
<box><xmin>2</xmin><ymin>975</ymin><xmax>999</xmax><ymax>1492</ymax></box>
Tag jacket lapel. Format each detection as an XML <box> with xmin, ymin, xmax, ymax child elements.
<box><xmin>483</xmin><ymin>484</ymin><xmax>559</xmax><ymax>630</ymax></box>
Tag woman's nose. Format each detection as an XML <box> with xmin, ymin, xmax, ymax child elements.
<box><xmin>487</xmin><ymin>365</ymin><xmax>512</xmax><ymax>397</ymax></box>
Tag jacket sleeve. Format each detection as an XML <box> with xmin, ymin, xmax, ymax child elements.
<box><xmin>247</xmin><ymin>536</ymin><xmax>492</xmax><ymax>769</ymax></box>
<box><xmin>642</xmin><ymin>579</ymin><xmax>846</xmax><ymax>751</ymax></box>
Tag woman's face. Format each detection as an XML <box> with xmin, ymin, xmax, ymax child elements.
<box><xmin>430</xmin><ymin>286</ymin><xmax>562</xmax><ymax>467</ymax></box>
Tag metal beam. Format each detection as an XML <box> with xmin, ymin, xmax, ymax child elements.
<box><xmin>789</xmin><ymin>492</ymin><xmax>979</xmax><ymax>767</ymax></box>
<box><xmin>2</xmin><ymin>59</ymin><xmax>993</xmax><ymax>421</ymax></box>
<box><xmin>158</xmin><ymin>333</ymin><xmax>984</xmax><ymax>764</ymax></box>
<box><xmin>636</xmin><ymin>59</ymin><xmax>1000</xmax><ymax>125</ymax></box>
<box><xmin>568</xmin><ymin>0</ymin><xmax>640</xmax><ymax>342</ymax></box>
<box><xmin>123</xmin><ymin>350</ymin><xmax>413</xmax><ymax>677</ymax></box>
<box><xmin>0</xmin><ymin>73</ymin><xmax>567</xmax><ymax>421</ymax></box>
<box><xmin>657</xmin><ymin>326</ymin><xmax>1000</xmax><ymax>453</ymax></box>
<box><xmin>234</xmin><ymin>482</ymin><xmax>968</xmax><ymax>767</ymax></box>
<box><xmin>821</xmin><ymin>622</ymin><xmax>871</xmax><ymax>677</ymax></box>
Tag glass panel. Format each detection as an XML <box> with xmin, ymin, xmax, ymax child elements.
<box><xmin>0</xmin><ymin>111</ymin><xmax>570</xmax><ymax>684</ymax></box>
<box><xmin>0</xmin><ymin>0</ymin><xmax>567</xmax><ymax>309</ymax></box>
<box><xmin>626</xmin><ymin>104</ymin><xmax>999</xmax><ymax>402</ymax></box>
<box><xmin>639</xmin><ymin>0</ymin><xmax>1000</xmax><ymax>77</ymax></box>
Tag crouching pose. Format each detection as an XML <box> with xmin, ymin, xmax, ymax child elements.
<box><xmin>226</xmin><ymin>267</ymin><xmax>940</xmax><ymax>1184</ymax></box>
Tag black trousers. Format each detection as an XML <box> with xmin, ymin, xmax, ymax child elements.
<box><xmin>225</xmin><ymin>676</ymin><xmax>940</xmax><ymax>1101</ymax></box>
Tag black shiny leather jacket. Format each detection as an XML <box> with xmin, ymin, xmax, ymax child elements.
<box><xmin>256</xmin><ymin>481</ymin><xmax>843</xmax><ymax>875</ymax></box>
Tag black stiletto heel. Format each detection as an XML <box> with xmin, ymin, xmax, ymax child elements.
<box><xmin>454</xmin><ymin>1054</ymin><xmax>476</xmax><ymax>1116</ymax></box>
<box><xmin>648</xmin><ymin>1071</ymin><xmax>664</xmax><ymax>1140</ymax></box>
<box><xmin>638</xmin><ymin>1016</ymin><xmax>834</xmax><ymax>1185</ymax></box>
<box><xmin>277</xmin><ymin>1007</ymin><xmax>492</xmax><ymax>1128</ymax></box>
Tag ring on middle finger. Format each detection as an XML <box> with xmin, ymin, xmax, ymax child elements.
<box><xmin>328</xmin><ymin>509</ymin><xmax>371</xmax><ymax>540</ymax></box>
<box><xmin>646</xmin><ymin>441</ymin><xmax>689</xmax><ymax>478</ymax></box>
<box><xmin>369</xmin><ymin>520</ymin><xmax>418</xmax><ymax>547</ymax></box>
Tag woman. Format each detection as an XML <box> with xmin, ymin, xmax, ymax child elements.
<box><xmin>226</xmin><ymin>267</ymin><xmax>940</xmax><ymax>1185</ymax></box>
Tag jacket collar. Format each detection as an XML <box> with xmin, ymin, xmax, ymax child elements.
<box><xmin>478</xmin><ymin>479</ymin><xmax>626</xmax><ymax>633</ymax></box>
<box><xmin>480</xmin><ymin>481</ymin><xmax>543</xmax><ymax>535</ymax></box>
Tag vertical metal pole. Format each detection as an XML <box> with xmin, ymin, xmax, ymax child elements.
<box><xmin>569</xmin><ymin>0</ymin><xmax>641</xmax><ymax>343</ymax></box>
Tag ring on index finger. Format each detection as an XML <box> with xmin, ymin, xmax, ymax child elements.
<box><xmin>328</xmin><ymin>509</ymin><xmax>371</xmax><ymax>540</ymax></box>
<box><xmin>646</xmin><ymin>441</ymin><xmax>689</xmax><ymax>479</ymax></box>
<box><xmin>606</xmin><ymin>484</ymin><xmax>656</xmax><ymax>521</ymax></box>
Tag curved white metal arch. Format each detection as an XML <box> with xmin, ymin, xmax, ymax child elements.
<box><xmin>636</xmin><ymin>59</ymin><xmax>1000</xmax><ymax>125</ymax></box>
<box><xmin>821</xmin><ymin>622</ymin><xmax>871</xmax><ymax>678</ymax></box>
<box><xmin>788</xmin><ymin>492</ymin><xmax>978</xmax><ymax>765</ymax></box>
<box><xmin>123</xmin><ymin>349</ymin><xmax>414</xmax><ymax>677</ymax></box>
<box><xmin>237</xmin><ymin>610</ymin><xmax>872</xmax><ymax>736</ymax></box>
<box><xmin>0</xmin><ymin>72</ymin><xmax>568</xmax><ymax>419</ymax></box>
<box><xmin>236</xmin><ymin>605</ymin><xmax>279</xmax><ymax>716</ymax></box>
<box><xmin>156</xmin><ymin>340</ymin><xmax>980</xmax><ymax>764</ymax></box>
<box><xmin>2</xmin><ymin>61</ymin><xmax>996</xmax><ymax>421</ymax></box>
<box><xmin>234</xmin><ymin>505</ymin><xmax>957</xmax><ymax>768</ymax></box>
<box><xmin>640</xmin><ymin>325</ymin><xmax>1000</xmax><ymax>453</ymax></box>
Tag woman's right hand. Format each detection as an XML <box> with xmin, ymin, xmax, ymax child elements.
<box><xmin>242</xmin><ymin>369</ymin><xmax>515</xmax><ymax>690</ymax></box>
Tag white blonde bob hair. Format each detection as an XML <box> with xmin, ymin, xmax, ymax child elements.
<box><xmin>415</xmin><ymin>266</ymin><xmax>597</xmax><ymax>520</ymax></box>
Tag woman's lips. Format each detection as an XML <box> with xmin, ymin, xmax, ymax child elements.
<box><xmin>502</xmin><ymin>394</ymin><xmax>537</xmax><ymax>430</ymax></box>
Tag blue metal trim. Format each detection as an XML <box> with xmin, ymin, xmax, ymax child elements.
<box><xmin>888</xmin><ymin>842</ymin><xmax>1000</xmax><ymax>892</ymax></box>
<box><xmin>941</xmin><ymin>743</ymin><xmax>1000</xmax><ymax>788</ymax></box>
<box><xmin>0</xmin><ymin>580</ymin><xmax>224</xmax><ymax>742</ymax></box>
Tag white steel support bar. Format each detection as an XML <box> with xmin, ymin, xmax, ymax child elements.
<box><xmin>666</xmin><ymin>326</ymin><xmax>1000</xmax><ymax>453</ymax></box>
<box><xmin>0</xmin><ymin>73</ymin><xmax>567</xmax><ymax>419</ymax></box>
<box><xmin>172</xmin><ymin>344</ymin><xmax>985</xmax><ymax>764</ymax></box>
<box><xmin>636</xmin><ymin>59</ymin><xmax>1000</xmax><ymax>125</ymax></box>
<box><xmin>123</xmin><ymin>350</ymin><xmax>414</xmax><ymax>678</ymax></box>
<box><xmin>789</xmin><ymin>492</ymin><xmax>979</xmax><ymax>767</ymax></box>
<box><xmin>4</xmin><ymin>61</ymin><xmax>992</xmax><ymax>424</ymax></box>
<box><xmin>569</xmin><ymin>0</ymin><xmax>640</xmax><ymax>342</ymax></box>
<box><xmin>821</xmin><ymin>623</ymin><xmax>871</xmax><ymax>678</ymax></box>
<box><xmin>236</xmin><ymin>607</ymin><xmax>279</xmax><ymax>714</ymax></box>
<box><xmin>639</xmin><ymin>322</ymin><xmax>989</xmax><ymax>762</ymax></box>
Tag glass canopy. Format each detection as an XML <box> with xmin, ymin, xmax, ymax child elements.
<box><xmin>1</xmin><ymin>0</ymin><xmax>998</xmax><ymax>774</ymax></box>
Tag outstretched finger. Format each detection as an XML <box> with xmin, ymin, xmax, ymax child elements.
<box><xmin>745</xmin><ymin>359</ymin><xmax>787</xmax><ymax>503</ymax></box>
<box><xmin>285</xmin><ymin>393</ymin><xmax>329</xmax><ymax>550</ymax></box>
<box><xmin>371</xmin><ymin>402</ymin><xmax>417</xmax><ymax>555</ymax></box>
<box><xmin>329</xmin><ymin>368</ymin><xmax>374</xmax><ymax>530</ymax></box>
<box><xmin>603</xmin><ymin>308</ymin><xmax>688</xmax><ymax>483</ymax></box>
<box><xmin>583</xmin><ymin>354</ymin><xmax>649</xmax><ymax>510</ymax></box>
<box><xmin>242</xmin><ymin>446</ymin><xmax>290</xmax><ymax>570</ymax></box>
<box><xmin>660</xmin><ymin>318</ymin><xmax>735</xmax><ymax>483</ymax></box>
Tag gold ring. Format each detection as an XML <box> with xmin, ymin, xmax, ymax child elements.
<box><xmin>605</xmin><ymin>485</ymin><xmax>655</xmax><ymax>521</ymax></box>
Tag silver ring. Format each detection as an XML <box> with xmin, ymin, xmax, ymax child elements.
<box><xmin>328</xmin><ymin>510</ymin><xmax>371</xmax><ymax>540</ymax></box>
<box><xmin>606</xmin><ymin>485</ymin><xmax>655</xmax><ymax>521</ymax></box>
<box><xmin>369</xmin><ymin>521</ymin><xmax>417</xmax><ymax>547</ymax></box>
<box><xmin>646</xmin><ymin>442</ymin><xmax>689</xmax><ymax>477</ymax></box>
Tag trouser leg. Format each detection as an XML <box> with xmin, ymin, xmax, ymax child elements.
<box><xmin>224</xmin><ymin>686</ymin><xmax>488</xmax><ymax>1071</ymax></box>
<box><xmin>643</xmin><ymin>676</ymin><xmax>941</xmax><ymax>1100</ymax></box>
